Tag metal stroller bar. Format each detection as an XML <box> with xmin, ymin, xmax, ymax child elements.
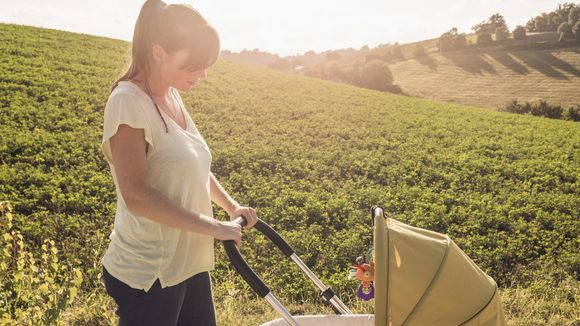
<box><xmin>264</xmin><ymin>293</ymin><xmax>299</xmax><ymax>326</ymax></box>
<box><xmin>289</xmin><ymin>253</ymin><xmax>352</xmax><ymax>315</ymax></box>
<box><xmin>251</xmin><ymin>216</ymin><xmax>351</xmax><ymax>314</ymax></box>
<box><xmin>222</xmin><ymin>216</ymin><xmax>352</xmax><ymax>325</ymax></box>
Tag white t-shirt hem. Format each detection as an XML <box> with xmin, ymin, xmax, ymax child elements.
<box><xmin>159</xmin><ymin>265</ymin><xmax>216</xmax><ymax>289</ymax></box>
<box><xmin>102</xmin><ymin>258</ymin><xmax>215</xmax><ymax>293</ymax></box>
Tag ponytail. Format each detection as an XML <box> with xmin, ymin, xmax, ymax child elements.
<box><xmin>110</xmin><ymin>0</ymin><xmax>220</xmax><ymax>93</ymax></box>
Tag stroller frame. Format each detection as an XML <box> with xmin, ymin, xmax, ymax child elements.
<box><xmin>221</xmin><ymin>208</ymin><xmax>387</xmax><ymax>325</ymax></box>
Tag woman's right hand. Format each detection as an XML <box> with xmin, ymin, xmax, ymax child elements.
<box><xmin>214</xmin><ymin>220</ymin><xmax>242</xmax><ymax>246</ymax></box>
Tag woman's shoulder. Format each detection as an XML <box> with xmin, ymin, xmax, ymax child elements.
<box><xmin>106</xmin><ymin>82</ymin><xmax>153</xmax><ymax>114</ymax></box>
<box><xmin>110</xmin><ymin>81</ymin><xmax>147</xmax><ymax>100</ymax></box>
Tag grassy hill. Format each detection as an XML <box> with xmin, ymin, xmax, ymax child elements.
<box><xmin>390</xmin><ymin>46</ymin><xmax>580</xmax><ymax>109</ymax></box>
<box><xmin>283</xmin><ymin>35</ymin><xmax>579</xmax><ymax>111</ymax></box>
<box><xmin>0</xmin><ymin>23</ymin><xmax>578</xmax><ymax>325</ymax></box>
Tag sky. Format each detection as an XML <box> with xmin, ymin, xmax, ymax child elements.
<box><xmin>0</xmin><ymin>0</ymin><xmax>568</xmax><ymax>56</ymax></box>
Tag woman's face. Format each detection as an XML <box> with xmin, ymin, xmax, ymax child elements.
<box><xmin>159</xmin><ymin>47</ymin><xmax>207</xmax><ymax>92</ymax></box>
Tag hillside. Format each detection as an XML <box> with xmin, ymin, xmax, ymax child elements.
<box><xmin>0</xmin><ymin>23</ymin><xmax>579</xmax><ymax>325</ymax></box>
<box><xmin>292</xmin><ymin>41</ymin><xmax>580</xmax><ymax>110</ymax></box>
<box><xmin>234</xmin><ymin>38</ymin><xmax>580</xmax><ymax>111</ymax></box>
<box><xmin>390</xmin><ymin>46</ymin><xmax>580</xmax><ymax>109</ymax></box>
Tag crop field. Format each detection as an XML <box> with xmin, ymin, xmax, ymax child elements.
<box><xmin>0</xmin><ymin>23</ymin><xmax>578</xmax><ymax>325</ymax></box>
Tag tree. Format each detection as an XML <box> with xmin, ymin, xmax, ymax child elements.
<box><xmin>291</xmin><ymin>57</ymin><xmax>303</xmax><ymax>68</ymax></box>
<box><xmin>326</xmin><ymin>51</ymin><xmax>341</xmax><ymax>61</ymax></box>
<box><xmin>447</xmin><ymin>27</ymin><xmax>459</xmax><ymax>36</ymax></box>
<box><xmin>268</xmin><ymin>58</ymin><xmax>291</xmax><ymax>70</ymax></box>
<box><xmin>565</xmin><ymin>104</ymin><xmax>580</xmax><ymax>121</ymax></box>
<box><xmin>304</xmin><ymin>50</ymin><xmax>316</xmax><ymax>57</ymax></box>
<box><xmin>530</xmin><ymin>100</ymin><xmax>562</xmax><ymax>119</ymax></box>
<box><xmin>358</xmin><ymin>60</ymin><xmax>394</xmax><ymax>91</ymax></box>
<box><xmin>573</xmin><ymin>21</ymin><xmax>580</xmax><ymax>41</ymax></box>
<box><xmin>558</xmin><ymin>21</ymin><xmax>573</xmax><ymax>40</ymax></box>
<box><xmin>512</xmin><ymin>26</ymin><xmax>526</xmax><ymax>39</ymax></box>
<box><xmin>526</xmin><ymin>18</ymin><xmax>536</xmax><ymax>32</ymax></box>
<box><xmin>476</xmin><ymin>33</ymin><xmax>493</xmax><ymax>46</ymax></box>
<box><xmin>534</xmin><ymin>15</ymin><xmax>548</xmax><ymax>32</ymax></box>
<box><xmin>325</xmin><ymin>63</ymin><xmax>342</xmax><ymax>80</ymax></box>
<box><xmin>548</xmin><ymin>12</ymin><xmax>562</xmax><ymax>30</ymax></box>
<box><xmin>526</xmin><ymin>4</ymin><xmax>579</xmax><ymax>32</ymax></box>
<box><xmin>495</xmin><ymin>27</ymin><xmax>509</xmax><ymax>42</ymax></box>
<box><xmin>440</xmin><ymin>27</ymin><xmax>469</xmax><ymax>52</ymax></box>
<box><xmin>439</xmin><ymin>35</ymin><xmax>452</xmax><ymax>52</ymax></box>
<box><xmin>499</xmin><ymin>99</ymin><xmax>529</xmax><ymax>114</ymax></box>
<box><xmin>472</xmin><ymin>13</ymin><xmax>508</xmax><ymax>34</ymax></box>
<box><xmin>439</xmin><ymin>27</ymin><xmax>457</xmax><ymax>52</ymax></box>
<box><xmin>569</xmin><ymin>7</ymin><xmax>580</xmax><ymax>24</ymax></box>
<box><xmin>341</xmin><ymin>64</ymin><xmax>360</xmax><ymax>85</ymax></box>
<box><xmin>453</xmin><ymin>33</ymin><xmax>467</xmax><ymax>49</ymax></box>
<box><xmin>490</xmin><ymin>13</ymin><xmax>509</xmax><ymax>33</ymax></box>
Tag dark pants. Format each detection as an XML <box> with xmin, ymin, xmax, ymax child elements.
<box><xmin>102</xmin><ymin>266</ymin><xmax>217</xmax><ymax>326</ymax></box>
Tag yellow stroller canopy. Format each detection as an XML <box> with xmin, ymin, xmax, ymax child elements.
<box><xmin>373</xmin><ymin>207</ymin><xmax>506</xmax><ymax>325</ymax></box>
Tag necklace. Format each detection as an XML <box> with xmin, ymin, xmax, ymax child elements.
<box><xmin>145</xmin><ymin>80</ymin><xmax>177</xmax><ymax>118</ymax></box>
<box><xmin>144</xmin><ymin>79</ymin><xmax>171</xmax><ymax>133</ymax></box>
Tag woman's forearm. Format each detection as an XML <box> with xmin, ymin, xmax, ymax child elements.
<box><xmin>124</xmin><ymin>185</ymin><xmax>219</xmax><ymax>236</ymax></box>
<box><xmin>209</xmin><ymin>172</ymin><xmax>239</xmax><ymax>217</ymax></box>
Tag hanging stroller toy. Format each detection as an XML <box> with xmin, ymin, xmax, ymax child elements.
<box><xmin>222</xmin><ymin>206</ymin><xmax>507</xmax><ymax>326</ymax></box>
<box><xmin>349</xmin><ymin>255</ymin><xmax>375</xmax><ymax>301</ymax></box>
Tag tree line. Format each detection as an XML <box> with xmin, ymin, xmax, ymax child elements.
<box><xmin>440</xmin><ymin>3</ymin><xmax>580</xmax><ymax>52</ymax></box>
<box><xmin>526</xmin><ymin>3</ymin><xmax>579</xmax><ymax>34</ymax></box>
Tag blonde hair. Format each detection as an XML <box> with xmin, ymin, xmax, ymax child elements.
<box><xmin>110</xmin><ymin>0</ymin><xmax>220</xmax><ymax>93</ymax></box>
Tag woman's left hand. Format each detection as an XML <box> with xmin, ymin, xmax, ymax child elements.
<box><xmin>229</xmin><ymin>206</ymin><xmax>258</xmax><ymax>229</ymax></box>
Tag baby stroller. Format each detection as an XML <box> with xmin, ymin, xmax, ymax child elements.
<box><xmin>223</xmin><ymin>206</ymin><xmax>507</xmax><ymax>325</ymax></box>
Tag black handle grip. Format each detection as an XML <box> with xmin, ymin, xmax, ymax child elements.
<box><xmin>222</xmin><ymin>241</ymin><xmax>270</xmax><ymax>297</ymax></box>
<box><xmin>231</xmin><ymin>216</ymin><xmax>295</xmax><ymax>257</ymax></box>
<box><xmin>221</xmin><ymin>216</ymin><xmax>296</xmax><ymax>298</ymax></box>
<box><xmin>254</xmin><ymin>219</ymin><xmax>295</xmax><ymax>257</ymax></box>
<box><xmin>223</xmin><ymin>216</ymin><xmax>270</xmax><ymax>297</ymax></box>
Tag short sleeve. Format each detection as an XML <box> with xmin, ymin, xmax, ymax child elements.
<box><xmin>101</xmin><ymin>93</ymin><xmax>154</xmax><ymax>165</ymax></box>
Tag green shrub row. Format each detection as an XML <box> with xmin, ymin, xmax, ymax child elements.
<box><xmin>498</xmin><ymin>99</ymin><xmax>580</xmax><ymax>121</ymax></box>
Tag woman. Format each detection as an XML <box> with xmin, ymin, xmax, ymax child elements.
<box><xmin>99</xmin><ymin>1</ymin><xmax>258</xmax><ymax>325</ymax></box>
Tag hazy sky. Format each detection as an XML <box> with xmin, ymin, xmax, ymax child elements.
<box><xmin>0</xmin><ymin>0</ymin><xmax>566</xmax><ymax>56</ymax></box>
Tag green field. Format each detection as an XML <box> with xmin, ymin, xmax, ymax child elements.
<box><xmin>0</xmin><ymin>23</ymin><xmax>579</xmax><ymax>325</ymax></box>
<box><xmin>389</xmin><ymin>46</ymin><xmax>580</xmax><ymax>109</ymax></box>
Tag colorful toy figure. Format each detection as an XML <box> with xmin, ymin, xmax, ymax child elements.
<box><xmin>349</xmin><ymin>255</ymin><xmax>375</xmax><ymax>301</ymax></box>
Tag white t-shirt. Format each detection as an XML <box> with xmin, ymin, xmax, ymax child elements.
<box><xmin>100</xmin><ymin>80</ymin><xmax>214</xmax><ymax>292</ymax></box>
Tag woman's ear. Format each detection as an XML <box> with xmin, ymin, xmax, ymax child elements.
<box><xmin>151</xmin><ymin>44</ymin><xmax>167</xmax><ymax>63</ymax></box>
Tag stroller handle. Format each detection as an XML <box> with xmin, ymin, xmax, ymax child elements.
<box><xmin>222</xmin><ymin>216</ymin><xmax>271</xmax><ymax>298</ymax></box>
<box><xmin>222</xmin><ymin>215</ymin><xmax>353</xmax><ymax>321</ymax></box>
<box><xmin>222</xmin><ymin>216</ymin><xmax>295</xmax><ymax>297</ymax></box>
<box><xmin>222</xmin><ymin>216</ymin><xmax>300</xmax><ymax>325</ymax></box>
